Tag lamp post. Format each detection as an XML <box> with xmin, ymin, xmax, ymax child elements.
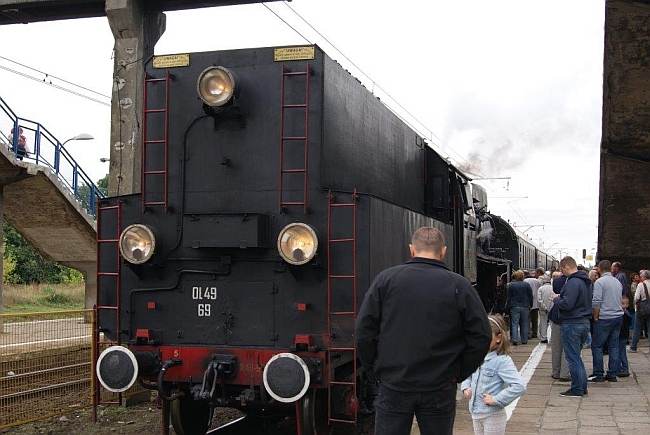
<box><xmin>62</xmin><ymin>133</ymin><xmax>94</xmax><ymax>147</ymax></box>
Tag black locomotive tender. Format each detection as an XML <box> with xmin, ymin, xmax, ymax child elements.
<box><xmin>95</xmin><ymin>45</ymin><xmax>555</xmax><ymax>434</ymax></box>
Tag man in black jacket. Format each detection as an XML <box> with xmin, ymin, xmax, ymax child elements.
<box><xmin>355</xmin><ymin>227</ymin><xmax>491</xmax><ymax>435</ymax></box>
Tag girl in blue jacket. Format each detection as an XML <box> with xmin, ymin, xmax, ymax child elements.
<box><xmin>461</xmin><ymin>315</ymin><xmax>526</xmax><ymax>435</ymax></box>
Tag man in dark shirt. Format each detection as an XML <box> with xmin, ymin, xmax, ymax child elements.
<box><xmin>506</xmin><ymin>270</ymin><xmax>533</xmax><ymax>345</ymax></box>
<box><xmin>612</xmin><ymin>262</ymin><xmax>629</xmax><ymax>295</ymax></box>
<box><xmin>356</xmin><ymin>227</ymin><xmax>491</xmax><ymax>435</ymax></box>
<box><xmin>554</xmin><ymin>256</ymin><xmax>593</xmax><ymax>397</ymax></box>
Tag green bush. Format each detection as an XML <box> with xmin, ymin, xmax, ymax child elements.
<box><xmin>3</xmin><ymin>223</ymin><xmax>85</xmax><ymax>285</ymax></box>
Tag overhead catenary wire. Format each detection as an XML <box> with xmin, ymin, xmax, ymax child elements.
<box><xmin>0</xmin><ymin>54</ymin><xmax>111</xmax><ymax>99</ymax></box>
<box><xmin>273</xmin><ymin>1</ymin><xmax>478</xmax><ymax>171</ymax></box>
<box><xmin>0</xmin><ymin>64</ymin><xmax>110</xmax><ymax>107</ymax></box>
<box><xmin>261</xmin><ymin>3</ymin><xmax>312</xmax><ymax>45</ymax></box>
<box><xmin>277</xmin><ymin>3</ymin><xmax>477</xmax><ymax>172</ymax></box>
<box><xmin>280</xmin><ymin>2</ymin><xmax>443</xmax><ymax>143</ymax></box>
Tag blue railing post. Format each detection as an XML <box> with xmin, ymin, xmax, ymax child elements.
<box><xmin>11</xmin><ymin>119</ymin><xmax>18</xmax><ymax>156</ymax></box>
<box><xmin>35</xmin><ymin>124</ymin><xmax>41</xmax><ymax>165</ymax></box>
<box><xmin>72</xmin><ymin>163</ymin><xmax>78</xmax><ymax>195</ymax></box>
<box><xmin>54</xmin><ymin>142</ymin><xmax>60</xmax><ymax>173</ymax></box>
<box><xmin>89</xmin><ymin>186</ymin><xmax>96</xmax><ymax>216</ymax></box>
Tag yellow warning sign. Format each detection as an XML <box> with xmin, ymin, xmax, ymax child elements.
<box><xmin>274</xmin><ymin>46</ymin><xmax>315</xmax><ymax>62</ymax></box>
<box><xmin>153</xmin><ymin>54</ymin><xmax>190</xmax><ymax>68</ymax></box>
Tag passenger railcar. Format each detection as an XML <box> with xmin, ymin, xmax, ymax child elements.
<box><xmin>94</xmin><ymin>45</ymin><xmax>482</xmax><ymax>434</ymax></box>
<box><xmin>488</xmin><ymin>214</ymin><xmax>557</xmax><ymax>272</ymax></box>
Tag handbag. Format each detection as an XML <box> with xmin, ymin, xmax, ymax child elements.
<box><xmin>637</xmin><ymin>283</ymin><xmax>650</xmax><ymax>319</ymax></box>
<box><xmin>548</xmin><ymin>301</ymin><xmax>561</xmax><ymax>324</ymax></box>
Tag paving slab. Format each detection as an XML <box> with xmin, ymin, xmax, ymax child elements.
<box><xmin>409</xmin><ymin>336</ymin><xmax>650</xmax><ymax>434</ymax></box>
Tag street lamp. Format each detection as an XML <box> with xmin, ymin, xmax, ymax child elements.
<box><xmin>62</xmin><ymin>133</ymin><xmax>94</xmax><ymax>147</ymax></box>
<box><xmin>99</xmin><ymin>157</ymin><xmax>110</xmax><ymax>163</ymax></box>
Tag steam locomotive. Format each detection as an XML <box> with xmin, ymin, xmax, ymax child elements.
<box><xmin>94</xmin><ymin>45</ymin><xmax>551</xmax><ymax>434</ymax></box>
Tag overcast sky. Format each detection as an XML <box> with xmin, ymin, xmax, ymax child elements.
<box><xmin>0</xmin><ymin>0</ymin><xmax>605</xmax><ymax>263</ymax></box>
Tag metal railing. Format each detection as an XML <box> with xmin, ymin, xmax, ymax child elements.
<box><xmin>0</xmin><ymin>96</ymin><xmax>105</xmax><ymax>217</ymax></box>
<box><xmin>0</xmin><ymin>309</ymin><xmax>94</xmax><ymax>429</ymax></box>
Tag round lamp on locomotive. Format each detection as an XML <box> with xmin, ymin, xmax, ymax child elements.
<box><xmin>197</xmin><ymin>66</ymin><xmax>236</xmax><ymax>107</ymax></box>
<box><xmin>277</xmin><ymin>223</ymin><xmax>318</xmax><ymax>265</ymax></box>
<box><xmin>96</xmin><ymin>346</ymin><xmax>139</xmax><ymax>393</ymax></box>
<box><xmin>262</xmin><ymin>353</ymin><xmax>311</xmax><ymax>403</ymax></box>
<box><xmin>119</xmin><ymin>224</ymin><xmax>156</xmax><ymax>264</ymax></box>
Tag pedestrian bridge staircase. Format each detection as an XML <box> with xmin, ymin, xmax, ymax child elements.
<box><xmin>0</xmin><ymin>96</ymin><xmax>103</xmax><ymax>308</ymax></box>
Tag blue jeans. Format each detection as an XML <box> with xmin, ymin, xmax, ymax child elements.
<box><xmin>561</xmin><ymin>320</ymin><xmax>590</xmax><ymax>395</ymax></box>
<box><xmin>510</xmin><ymin>306</ymin><xmax>529</xmax><ymax>344</ymax></box>
<box><xmin>591</xmin><ymin>317</ymin><xmax>622</xmax><ymax>378</ymax></box>
<box><xmin>618</xmin><ymin>334</ymin><xmax>629</xmax><ymax>374</ymax></box>
<box><xmin>631</xmin><ymin>313</ymin><xmax>650</xmax><ymax>349</ymax></box>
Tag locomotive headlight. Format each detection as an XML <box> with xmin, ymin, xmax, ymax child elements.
<box><xmin>197</xmin><ymin>66</ymin><xmax>236</xmax><ymax>107</ymax></box>
<box><xmin>277</xmin><ymin>223</ymin><xmax>318</xmax><ymax>265</ymax></box>
<box><xmin>119</xmin><ymin>224</ymin><xmax>156</xmax><ymax>264</ymax></box>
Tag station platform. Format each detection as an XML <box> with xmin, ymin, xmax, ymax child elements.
<box><xmin>411</xmin><ymin>337</ymin><xmax>650</xmax><ymax>435</ymax></box>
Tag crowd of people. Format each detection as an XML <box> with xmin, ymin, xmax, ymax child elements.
<box><xmin>504</xmin><ymin>257</ymin><xmax>648</xmax><ymax>397</ymax></box>
<box><xmin>354</xmin><ymin>226</ymin><xmax>647</xmax><ymax>435</ymax></box>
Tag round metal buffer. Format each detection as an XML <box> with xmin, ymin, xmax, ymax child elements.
<box><xmin>263</xmin><ymin>353</ymin><xmax>311</xmax><ymax>403</ymax></box>
<box><xmin>96</xmin><ymin>346</ymin><xmax>139</xmax><ymax>393</ymax></box>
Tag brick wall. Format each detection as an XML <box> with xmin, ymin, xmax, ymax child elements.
<box><xmin>598</xmin><ymin>0</ymin><xmax>650</xmax><ymax>271</ymax></box>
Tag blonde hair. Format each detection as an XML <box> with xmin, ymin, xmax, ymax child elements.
<box><xmin>489</xmin><ymin>315</ymin><xmax>511</xmax><ymax>355</ymax></box>
<box><xmin>512</xmin><ymin>270</ymin><xmax>525</xmax><ymax>281</ymax></box>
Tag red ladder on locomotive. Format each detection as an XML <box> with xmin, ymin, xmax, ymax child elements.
<box><xmin>142</xmin><ymin>71</ymin><xmax>171</xmax><ymax>211</ymax></box>
<box><xmin>326</xmin><ymin>189</ymin><xmax>359</xmax><ymax>426</ymax></box>
<box><xmin>92</xmin><ymin>200</ymin><xmax>123</xmax><ymax>418</ymax></box>
<box><xmin>279</xmin><ymin>64</ymin><xmax>311</xmax><ymax>213</ymax></box>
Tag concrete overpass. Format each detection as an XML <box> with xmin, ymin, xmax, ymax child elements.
<box><xmin>0</xmin><ymin>0</ymin><xmax>273</xmax><ymax>24</ymax></box>
<box><xmin>598</xmin><ymin>0</ymin><xmax>650</xmax><ymax>271</ymax></box>
<box><xmin>0</xmin><ymin>96</ymin><xmax>101</xmax><ymax>309</ymax></box>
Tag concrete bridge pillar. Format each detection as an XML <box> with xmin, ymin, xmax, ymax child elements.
<box><xmin>106</xmin><ymin>0</ymin><xmax>166</xmax><ymax>196</ymax></box>
<box><xmin>68</xmin><ymin>261</ymin><xmax>97</xmax><ymax>310</ymax></box>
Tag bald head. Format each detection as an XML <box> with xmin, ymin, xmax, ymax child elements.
<box><xmin>410</xmin><ymin>227</ymin><xmax>447</xmax><ymax>260</ymax></box>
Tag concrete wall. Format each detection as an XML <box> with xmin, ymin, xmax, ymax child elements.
<box><xmin>598</xmin><ymin>0</ymin><xmax>650</xmax><ymax>271</ymax></box>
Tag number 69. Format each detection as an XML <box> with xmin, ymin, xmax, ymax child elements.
<box><xmin>198</xmin><ymin>304</ymin><xmax>211</xmax><ymax>317</ymax></box>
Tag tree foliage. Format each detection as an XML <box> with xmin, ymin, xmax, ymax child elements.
<box><xmin>77</xmin><ymin>174</ymin><xmax>108</xmax><ymax>213</ymax></box>
<box><xmin>3</xmin><ymin>223</ymin><xmax>83</xmax><ymax>284</ymax></box>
